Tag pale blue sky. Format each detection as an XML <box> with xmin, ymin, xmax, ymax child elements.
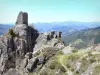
<box><xmin>0</xmin><ymin>0</ymin><xmax>100</xmax><ymax>23</ymax></box>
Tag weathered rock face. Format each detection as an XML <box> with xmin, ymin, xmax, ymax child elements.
<box><xmin>0</xmin><ymin>11</ymin><xmax>39</xmax><ymax>75</ymax></box>
<box><xmin>33</xmin><ymin>31</ymin><xmax>64</xmax><ymax>52</ymax></box>
<box><xmin>14</xmin><ymin>11</ymin><xmax>39</xmax><ymax>54</ymax></box>
<box><xmin>26</xmin><ymin>57</ymin><xmax>38</xmax><ymax>72</ymax></box>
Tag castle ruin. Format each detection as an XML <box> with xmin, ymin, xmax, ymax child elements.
<box><xmin>16</xmin><ymin>11</ymin><xmax>28</xmax><ymax>25</ymax></box>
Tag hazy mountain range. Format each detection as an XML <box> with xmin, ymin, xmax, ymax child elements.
<box><xmin>34</xmin><ymin>21</ymin><xmax>100</xmax><ymax>30</ymax></box>
<box><xmin>0</xmin><ymin>24</ymin><xmax>13</xmax><ymax>35</ymax></box>
<box><xmin>0</xmin><ymin>21</ymin><xmax>100</xmax><ymax>35</ymax></box>
<box><xmin>62</xmin><ymin>26</ymin><xmax>100</xmax><ymax>48</ymax></box>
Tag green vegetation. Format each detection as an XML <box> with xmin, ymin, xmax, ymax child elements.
<box><xmin>56</xmin><ymin>50</ymin><xmax>64</xmax><ymax>55</ymax></box>
<box><xmin>29</xmin><ymin>45</ymin><xmax>100</xmax><ymax>75</ymax></box>
<box><xmin>62</xmin><ymin>27</ymin><xmax>100</xmax><ymax>48</ymax></box>
<box><xmin>49</xmin><ymin>60</ymin><xmax>57</xmax><ymax>69</ymax></box>
<box><xmin>72</xmin><ymin>49</ymin><xmax>78</xmax><ymax>53</ymax></box>
<box><xmin>8</xmin><ymin>28</ymin><xmax>17</xmax><ymax>37</ymax></box>
<box><xmin>93</xmin><ymin>64</ymin><xmax>100</xmax><ymax>75</ymax></box>
<box><xmin>79</xmin><ymin>58</ymin><xmax>89</xmax><ymax>73</ymax></box>
<box><xmin>29</xmin><ymin>72</ymin><xmax>38</xmax><ymax>75</ymax></box>
<box><xmin>41</xmin><ymin>47</ymin><xmax>58</xmax><ymax>60</ymax></box>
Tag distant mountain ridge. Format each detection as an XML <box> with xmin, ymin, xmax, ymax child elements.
<box><xmin>34</xmin><ymin>21</ymin><xmax>100</xmax><ymax>31</ymax></box>
<box><xmin>0</xmin><ymin>24</ymin><xmax>13</xmax><ymax>35</ymax></box>
<box><xmin>0</xmin><ymin>21</ymin><xmax>100</xmax><ymax>35</ymax></box>
<box><xmin>33</xmin><ymin>21</ymin><xmax>100</xmax><ymax>36</ymax></box>
<box><xmin>62</xmin><ymin>26</ymin><xmax>100</xmax><ymax>48</ymax></box>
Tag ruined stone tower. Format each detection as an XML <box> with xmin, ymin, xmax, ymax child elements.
<box><xmin>16</xmin><ymin>11</ymin><xmax>28</xmax><ymax>25</ymax></box>
<box><xmin>14</xmin><ymin>11</ymin><xmax>39</xmax><ymax>54</ymax></box>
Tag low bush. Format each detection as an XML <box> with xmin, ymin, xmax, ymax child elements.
<box><xmin>8</xmin><ymin>28</ymin><xmax>17</xmax><ymax>37</ymax></box>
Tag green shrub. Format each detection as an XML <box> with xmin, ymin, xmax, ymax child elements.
<box><xmin>67</xmin><ymin>54</ymin><xmax>80</xmax><ymax>62</ymax></box>
<box><xmin>42</xmin><ymin>47</ymin><xmax>58</xmax><ymax>60</ymax></box>
<box><xmin>71</xmin><ymin>68</ymin><xmax>74</xmax><ymax>72</ymax></box>
<box><xmin>66</xmin><ymin>63</ymin><xmax>71</xmax><ymax>68</ymax></box>
<box><xmin>56</xmin><ymin>65</ymin><xmax>66</xmax><ymax>72</ymax></box>
<box><xmin>89</xmin><ymin>58</ymin><xmax>96</xmax><ymax>63</ymax></box>
<box><xmin>56</xmin><ymin>50</ymin><xmax>64</xmax><ymax>55</ymax></box>
<box><xmin>39</xmin><ymin>68</ymin><xmax>55</xmax><ymax>75</ymax></box>
<box><xmin>88</xmin><ymin>52</ymin><xmax>92</xmax><ymax>56</ymax></box>
<box><xmin>72</xmin><ymin>49</ymin><xmax>78</xmax><ymax>53</ymax></box>
<box><xmin>76</xmin><ymin>71</ymin><xmax>79</xmax><ymax>74</ymax></box>
<box><xmin>49</xmin><ymin>60</ymin><xmax>58</xmax><ymax>69</ymax></box>
<box><xmin>8</xmin><ymin>28</ymin><xmax>16</xmax><ymax>37</ymax></box>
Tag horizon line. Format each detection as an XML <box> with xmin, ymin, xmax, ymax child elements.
<box><xmin>1</xmin><ymin>21</ymin><xmax>100</xmax><ymax>24</ymax></box>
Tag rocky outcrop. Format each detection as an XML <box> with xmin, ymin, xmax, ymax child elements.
<box><xmin>0</xmin><ymin>11</ymin><xmax>39</xmax><ymax>75</ymax></box>
<box><xmin>26</xmin><ymin>57</ymin><xmax>38</xmax><ymax>72</ymax></box>
<box><xmin>0</xmin><ymin>11</ymin><xmax>65</xmax><ymax>75</ymax></box>
<box><xmin>14</xmin><ymin>11</ymin><xmax>39</xmax><ymax>54</ymax></box>
<box><xmin>33</xmin><ymin>31</ymin><xmax>64</xmax><ymax>52</ymax></box>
